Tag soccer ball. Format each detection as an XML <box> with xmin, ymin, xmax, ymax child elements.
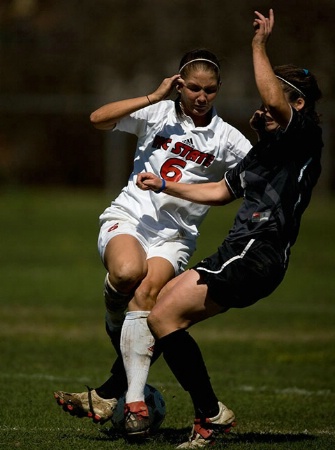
<box><xmin>111</xmin><ymin>384</ymin><xmax>166</xmax><ymax>434</ymax></box>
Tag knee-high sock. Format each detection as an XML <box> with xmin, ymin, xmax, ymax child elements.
<box><xmin>96</xmin><ymin>276</ymin><xmax>131</xmax><ymax>400</ymax></box>
<box><xmin>96</xmin><ymin>278</ymin><xmax>162</xmax><ymax>401</ymax></box>
<box><xmin>120</xmin><ymin>311</ymin><xmax>154</xmax><ymax>404</ymax></box>
<box><xmin>104</xmin><ymin>274</ymin><xmax>133</xmax><ymax>357</ymax></box>
<box><xmin>96</xmin><ymin>338</ymin><xmax>162</xmax><ymax>400</ymax></box>
<box><xmin>159</xmin><ymin>329</ymin><xmax>219</xmax><ymax>419</ymax></box>
<box><xmin>104</xmin><ymin>274</ymin><xmax>131</xmax><ymax>335</ymax></box>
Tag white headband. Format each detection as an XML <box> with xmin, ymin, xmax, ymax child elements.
<box><xmin>179</xmin><ymin>58</ymin><xmax>220</xmax><ymax>74</ymax></box>
<box><xmin>276</xmin><ymin>75</ymin><xmax>306</xmax><ymax>97</ymax></box>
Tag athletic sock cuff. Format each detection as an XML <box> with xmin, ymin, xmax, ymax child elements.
<box><xmin>104</xmin><ymin>274</ymin><xmax>133</xmax><ymax>301</ymax></box>
<box><xmin>125</xmin><ymin>311</ymin><xmax>151</xmax><ymax>320</ymax></box>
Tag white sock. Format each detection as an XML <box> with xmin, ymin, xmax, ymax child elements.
<box><xmin>120</xmin><ymin>311</ymin><xmax>154</xmax><ymax>404</ymax></box>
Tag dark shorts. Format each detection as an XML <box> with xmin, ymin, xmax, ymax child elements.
<box><xmin>193</xmin><ymin>237</ymin><xmax>286</xmax><ymax>308</ymax></box>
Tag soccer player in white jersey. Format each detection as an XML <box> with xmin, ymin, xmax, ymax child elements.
<box><xmin>54</xmin><ymin>48</ymin><xmax>252</xmax><ymax>435</ymax></box>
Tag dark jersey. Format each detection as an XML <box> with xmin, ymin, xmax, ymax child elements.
<box><xmin>224</xmin><ymin>109</ymin><xmax>323</xmax><ymax>263</ymax></box>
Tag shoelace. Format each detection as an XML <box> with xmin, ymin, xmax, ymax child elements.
<box><xmin>86</xmin><ymin>385</ymin><xmax>95</xmax><ymax>416</ymax></box>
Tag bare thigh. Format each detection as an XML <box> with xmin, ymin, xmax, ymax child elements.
<box><xmin>149</xmin><ymin>269</ymin><xmax>225</xmax><ymax>338</ymax></box>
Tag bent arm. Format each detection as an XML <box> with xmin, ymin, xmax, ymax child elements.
<box><xmin>90</xmin><ymin>74</ymin><xmax>181</xmax><ymax>130</ymax></box>
<box><xmin>252</xmin><ymin>9</ymin><xmax>292</xmax><ymax>129</ymax></box>
<box><xmin>136</xmin><ymin>172</ymin><xmax>234</xmax><ymax>206</ymax></box>
<box><xmin>90</xmin><ymin>97</ymin><xmax>152</xmax><ymax>130</ymax></box>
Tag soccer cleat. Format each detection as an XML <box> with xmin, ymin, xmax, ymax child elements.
<box><xmin>53</xmin><ymin>387</ymin><xmax>118</xmax><ymax>425</ymax></box>
<box><xmin>124</xmin><ymin>401</ymin><xmax>150</xmax><ymax>436</ymax></box>
<box><xmin>177</xmin><ymin>402</ymin><xmax>236</xmax><ymax>448</ymax></box>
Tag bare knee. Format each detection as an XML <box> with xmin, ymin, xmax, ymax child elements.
<box><xmin>147</xmin><ymin>306</ymin><xmax>189</xmax><ymax>339</ymax></box>
<box><xmin>107</xmin><ymin>259</ymin><xmax>147</xmax><ymax>293</ymax></box>
<box><xmin>104</xmin><ymin>235</ymin><xmax>148</xmax><ymax>294</ymax></box>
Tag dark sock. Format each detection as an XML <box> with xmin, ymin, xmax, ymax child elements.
<box><xmin>105</xmin><ymin>323</ymin><xmax>122</xmax><ymax>356</ymax></box>
<box><xmin>95</xmin><ymin>324</ymin><xmax>126</xmax><ymax>399</ymax></box>
<box><xmin>96</xmin><ymin>356</ymin><xmax>127</xmax><ymax>399</ymax></box>
<box><xmin>159</xmin><ymin>329</ymin><xmax>219</xmax><ymax>419</ymax></box>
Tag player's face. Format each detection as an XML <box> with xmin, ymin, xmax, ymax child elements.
<box><xmin>259</xmin><ymin>105</ymin><xmax>280</xmax><ymax>132</ymax></box>
<box><xmin>260</xmin><ymin>92</ymin><xmax>297</xmax><ymax>132</ymax></box>
<box><xmin>178</xmin><ymin>69</ymin><xmax>220</xmax><ymax>125</ymax></box>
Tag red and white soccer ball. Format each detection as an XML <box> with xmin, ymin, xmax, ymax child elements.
<box><xmin>112</xmin><ymin>384</ymin><xmax>166</xmax><ymax>434</ymax></box>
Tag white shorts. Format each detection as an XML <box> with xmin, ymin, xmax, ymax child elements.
<box><xmin>98</xmin><ymin>210</ymin><xmax>196</xmax><ymax>275</ymax></box>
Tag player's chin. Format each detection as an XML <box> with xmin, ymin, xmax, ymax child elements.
<box><xmin>193</xmin><ymin>106</ymin><xmax>210</xmax><ymax>116</ymax></box>
<box><xmin>265</xmin><ymin>121</ymin><xmax>278</xmax><ymax>132</ymax></box>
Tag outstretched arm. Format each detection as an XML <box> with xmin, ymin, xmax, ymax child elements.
<box><xmin>90</xmin><ymin>74</ymin><xmax>181</xmax><ymax>130</ymax></box>
<box><xmin>136</xmin><ymin>172</ymin><xmax>234</xmax><ymax>206</ymax></box>
<box><xmin>252</xmin><ymin>9</ymin><xmax>292</xmax><ymax>129</ymax></box>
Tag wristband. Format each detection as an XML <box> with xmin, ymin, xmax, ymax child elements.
<box><xmin>154</xmin><ymin>178</ymin><xmax>166</xmax><ymax>193</ymax></box>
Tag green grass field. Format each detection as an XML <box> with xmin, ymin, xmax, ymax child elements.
<box><xmin>1</xmin><ymin>188</ymin><xmax>334</xmax><ymax>449</ymax></box>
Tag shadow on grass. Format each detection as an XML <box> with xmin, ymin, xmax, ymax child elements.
<box><xmin>98</xmin><ymin>427</ymin><xmax>318</xmax><ymax>447</ymax></box>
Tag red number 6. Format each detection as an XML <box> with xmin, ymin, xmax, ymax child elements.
<box><xmin>160</xmin><ymin>158</ymin><xmax>186</xmax><ymax>182</ymax></box>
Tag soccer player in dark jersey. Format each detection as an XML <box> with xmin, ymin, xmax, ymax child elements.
<box><xmin>136</xmin><ymin>9</ymin><xmax>323</xmax><ymax>448</ymax></box>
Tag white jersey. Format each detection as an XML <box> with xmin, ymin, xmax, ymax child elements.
<box><xmin>100</xmin><ymin>100</ymin><xmax>251</xmax><ymax>241</ymax></box>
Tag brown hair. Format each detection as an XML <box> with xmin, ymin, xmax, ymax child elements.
<box><xmin>274</xmin><ymin>64</ymin><xmax>322</xmax><ymax>124</ymax></box>
<box><xmin>175</xmin><ymin>49</ymin><xmax>221</xmax><ymax>117</ymax></box>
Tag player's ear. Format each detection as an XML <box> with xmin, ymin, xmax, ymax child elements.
<box><xmin>293</xmin><ymin>97</ymin><xmax>305</xmax><ymax>111</ymax></box>
<box><xmin>175</xmin><ymin>80</ymin><xmax>183</xmax><ymax>93</ymax></box>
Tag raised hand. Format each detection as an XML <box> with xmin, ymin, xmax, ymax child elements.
<box><xmin>252</xmin><ymin>9</ymin><xmax>274</xmax><ymax>47</ymax></box>
<box><xmin>148</xmin><ymin>74</ymin><xmax>181</xmax><ymax>103</ymax></box>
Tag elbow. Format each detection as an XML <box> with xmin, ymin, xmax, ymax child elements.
<box><xmin>262</xmin><ymin>90</ymin><xmax>288</xmax><ymax>115</ymax></box>
<box><xmin>90</xmin><ymin>111</ymin><xmax>100</xmax><ymax>125</ymax></box>
<box><xmin>89</xmin><ymin>111</ymin><xmax>115</xmax><ymax>130</ymax></box>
